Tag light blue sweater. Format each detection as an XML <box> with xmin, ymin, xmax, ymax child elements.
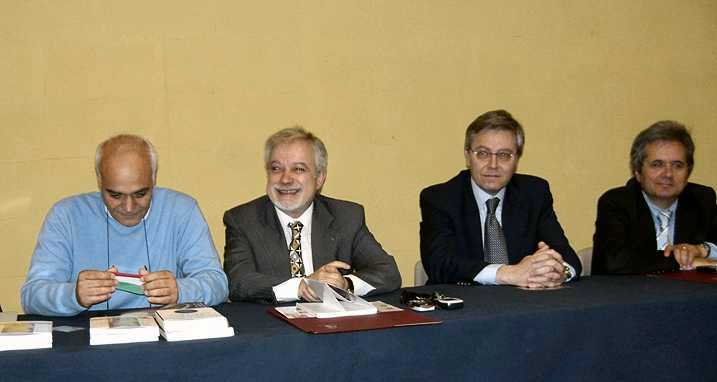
<box><xmin>21</xmin><ymin>188</ymin><xmax>228</xmax><ymax>316</ymax></box>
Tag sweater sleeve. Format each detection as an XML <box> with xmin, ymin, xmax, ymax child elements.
<box><xmin>21</xmin><ymin>205</ymin><xmax>87</xmax><ymax>316</ymax></box>
<box><xmin>174</xmin><ymin>202</ymin><xmax>229</xmax><ymax>306</ymax></box>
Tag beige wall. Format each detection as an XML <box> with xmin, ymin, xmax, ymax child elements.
<box><xmin>1</xmin><ymin>1</ymin><xmax>716</xmax><ymax>312</ymax></box>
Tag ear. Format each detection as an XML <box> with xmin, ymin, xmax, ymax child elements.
<box><xmin>633</xmin><ymin>169</ymin><xmax>641</xmax><ymax>182</ymax></box>
<box><xmin>316</xmin><ymin>170</ymin><xmax>327</xmax><ymax>190</ymax></box>
<box><xmin>464</xmin><ymin>149</ymin><xmax>471</xmax><ymax>168</ymax></box>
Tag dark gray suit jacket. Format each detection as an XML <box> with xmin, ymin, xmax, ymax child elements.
<box><xmin>223</xmin><ymin>194</ymin><xmax>402</xmax><ymax>304</ymax></box>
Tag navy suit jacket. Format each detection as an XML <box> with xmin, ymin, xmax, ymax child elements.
<box><xmin>592</xmin><ymin>177</ymin><xmax>717</xmax><ymax>274</ymax></box>
<box><xmin>223</xmin><ymin>194</ymin><xmax>401</xmax><ymax>304</ymax></box>
<box><xmin>419</xmin><ymin>170</ymin><xmax>581</xmax><ymax>284</ymax></box>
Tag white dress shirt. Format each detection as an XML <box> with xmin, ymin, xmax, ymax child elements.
<box><xmin>272</xmin><ymin>204</ymin><xmax>375</xmax><ymax>302</ymax></box>
<box><xmin>642</xmin><ymin>192</ymin><xmax>717</xmax><ymax>258</ymax></box>
<box><xmin>470</xmin><ymin>178</ymin><xmax>576</xmax><ymax>284</ymax></box>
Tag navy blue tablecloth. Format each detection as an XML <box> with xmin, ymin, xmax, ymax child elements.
<box><xmin>3</xmin><ymin>275</ymin><xmax>717</xmax><ymax>381</ymax></box>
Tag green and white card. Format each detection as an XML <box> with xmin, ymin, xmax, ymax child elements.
<box><xmin>115</xmin><ymin>274</ymin><xmax>144</xmax><ymax>295</ymax></box>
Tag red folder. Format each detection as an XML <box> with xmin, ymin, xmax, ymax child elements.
<box><xmin>268</xmin><ymin>308</ymin><xmax>442</xmax><ymax>334</ymax></box>
<box><xmin>659</xmin><ymin>270</ymin><xmax>717</xmax><ymax>284</ymax></box>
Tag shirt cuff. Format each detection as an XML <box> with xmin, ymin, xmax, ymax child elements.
<box><xmin>175</xmin><ymin>278</ymin><xmax>185</xmax><ymax>303</ymax></box>
<box><xmin>69</xmin><ymin>281</ymin><xmax>88</xmax><ymax>313</ymax></box>
<box><xmin>706</xmin><ymin>242</ymin><xmax>717</xmax><ymax>260</ymax></box>
<box><xmin>346</xmin><ymin>275</ymin><xmax>375</xmax><ymax>296</ymax></box>
<box><xmin>272</xmin><ymin>278</ymin><xmax>302</xmax><ymax>303</ymax></box>
<box><xmin>473</xmin><ymin>264</ymin><xmax>502</xmax><ymax>285</ymax></box>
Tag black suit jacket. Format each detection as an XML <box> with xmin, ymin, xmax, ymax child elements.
<box><xmin>223</xmin><ymin>194</ymin><xmax>401</xmax><ymax>304</ymax></box>
<box><xmin>592</xmin><ymin>177</ymin><xmax>717</xmax><ymax>274</ymax></box>
<box><xmin>419</xmin><ymin>170</ymin><xmax>581</xmax><ymax>284</ymax></box>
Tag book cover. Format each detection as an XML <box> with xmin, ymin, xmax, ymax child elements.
<box><xmin>89</xmin><ymin>315</ymin><xmax>159</xmax><ymax>345</ymax></box>
<box><xmin>268</xmin><ymin>307</ymin><xmax>442</xmax><ymax>334</ymax></box>
<box><xmin>0</xmin><ymin>321</ymin><xmax>53</xmax><ymax>351</ymax></box>
<box><xmin>153</xmin><ymin>303</ymin><xmax>234</xmax><ymax>341</ymax></box>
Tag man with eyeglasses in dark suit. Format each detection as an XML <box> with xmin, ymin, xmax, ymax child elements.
<box><xmin>592</xmin><ymin>121</ymin><xmax>717</xmax><ymax>274</ymax></box>
<box><xmin>420</xmin><ymin>110</ymin><xmax>581</xmax><ymax>287</ymax></box>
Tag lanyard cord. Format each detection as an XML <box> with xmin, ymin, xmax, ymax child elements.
<box><xmin>105</xmin><ymin>212</ymin><xmax>110</xmax><ymax>311</ymax></box>
<box><xmin>143</xmin><ymin>218</ymin><xmax>152</xmax><ymax>309</ymax></box>
<box><xmin>105</xmin><ymin>212</ymin><xmax>152</xmax><ymax>310</ymax></box>
<box><xmin>143</xmin><ymin>219</ymin><xmax>152</xmax><ymax>273</ymax></box>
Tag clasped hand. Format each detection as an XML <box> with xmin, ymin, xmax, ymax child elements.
<box><xmin>664</xmin><ymin>243</ymin><xmax>709</xmax><ymax>270</ymax></box>
<box><xmin>496</xmin><ymin>241</ymin><xmax>568</xmax><ymax>288</ymax></box>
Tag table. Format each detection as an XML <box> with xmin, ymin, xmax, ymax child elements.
<box><xmin>2</xmin><ymin>275</ymin><xmax>717</xmax><ymax>381</ymax></box>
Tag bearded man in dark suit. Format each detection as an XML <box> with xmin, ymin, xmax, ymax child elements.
<box><xmin>224</xmin><ymin>127</ymin><xmax>401</xmax><ymax>304</ymax></box>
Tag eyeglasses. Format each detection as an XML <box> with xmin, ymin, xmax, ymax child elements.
<box><xmin>468</xmin><ymin>149</ymin><xmax>515</xmax><ymax>163</ymax></box>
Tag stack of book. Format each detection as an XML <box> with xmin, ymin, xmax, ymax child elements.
<box><xmin>0</xmin><ymin>321</ymin><xmax>53</xmax><ymax>351</ymax></box>
<box><xmin>89</xmin><ymin>315</ymin><xmax>159</xmax><ymax>345</ymax></box>
<box><xmin>153</xmin><ymin>303</ymin><xmax>234</xmax><ymax>342</ymax></box>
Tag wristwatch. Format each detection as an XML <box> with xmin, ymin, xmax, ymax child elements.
<box><xmin>562</xmin><ymin>262</ymin><xmax>572</xmax><ymax>280</ymax></box>
<box><xmin>702</xmin><ymin>242</ymin><xmax>711</xmax><ymax>258</ymax></box>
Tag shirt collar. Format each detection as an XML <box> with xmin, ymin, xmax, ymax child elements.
<box><xmin>275</xmin><ymin>203</ymin><xmax>314</xmax><ymax>234</ymax></box>
<box><xmin>471</xmin><ymin>177</ymin><xmax>506</xmax><ymax>208</ymax></box>
<box><xmin>641</xmin><ymin>191</ymin><xmax>678</xmax><ymax>217</ymax></box>
<box><xmin>103</xmin><ymin>201</ymin><xmax>152</xmax><ymax>224</ymax></box>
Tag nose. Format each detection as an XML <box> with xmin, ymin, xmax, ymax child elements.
<box><xmin>121</xmin><ymin>196</ymin><xmax>135</xmax><ymax>212</ymax></box>
<box><xmin>279</xmin><ymin>170</ymin><xmax>293</xmax><ymax>184</ymax></box>
<box><xmin>487</xmin><ymin>154</ymin><xmax>499</xmax><ymax>168</ymax></box>
<box><xmin>662</xmin><ymin>164</ymin><xmax>674</xmax><ymax>178</ymax></box>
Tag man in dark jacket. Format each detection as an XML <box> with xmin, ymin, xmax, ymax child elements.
<box><xmin>593</xmin><ymin>121</ymin><xmax>717</xmax><ymax>274</ymax></box>
<box><xmin>420</xmin><ymin>110</ymin><xmax>581</xmax><ymax>287</ymax></box>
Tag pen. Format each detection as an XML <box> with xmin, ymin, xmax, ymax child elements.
<box><xmin>111</xmin><ymin>271</ymin><xmax>142</xmax><ymax>278</ymax></box>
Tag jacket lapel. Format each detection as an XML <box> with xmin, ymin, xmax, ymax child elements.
<box><xmin>629</xmin><ymin>178</ymin><xmax>659</xmax><ymax>250</ymax></box>
<box><xmin>311</xmin><ymin>196</ymin><xmax>339</xmax><ymax>267</ymax></box>
<box><xmin>460</xmin><ymin>172</ymin><xmax>485</xmax><ymax>261</ymax></box>
<box><xmin>502</xmin><ymin>179</ymin><xmax>529</xmax><ymax>263</ymax></box>
<box><xmin>258</xmin><ymin>197</ymin><xmax>293</xmax><ymax>277</ymax></box>
<box><xmin>675</xmin><ymin>189</ymin><xmax>700</xmax><ymax>243</ymax></box>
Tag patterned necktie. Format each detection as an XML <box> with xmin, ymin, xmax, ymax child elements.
<box><xmin>656</xmin><ymin>210</ymin><xmax>672</xmax><ymax>250</ymax></box>
<box><xmin>484</xmin><ymin>198</ymin><xmax>509</xmax><ymax>264</ymax></box>
<box><xmin>288</xmin><ymin>221</ymin><xmax>305</xmax><ymax>277</ymax></box>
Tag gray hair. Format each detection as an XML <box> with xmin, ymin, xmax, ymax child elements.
<box><xmin>464</xmin><ymin>109</ymin><xmax>525</xmax><ymax>157</ymax></box>
<box><xmin>264</xmin><ymin>126</ymin><xmax>328</xmax><ymax>175</ymax></box>
<box><xmin>95</xmin><ymin>134</ymin><xmax>158</xmax><ymax>182</ymax></box>
<box><xmin>630</xmin><ymin>120</ymin><xmax>694</xmax><ymax>175</ymax></box>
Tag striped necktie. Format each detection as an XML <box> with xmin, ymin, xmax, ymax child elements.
<box><xmin>656</xmin><ymin>210</ymin><xmax>672</xmax><ymax>250</ymax></box>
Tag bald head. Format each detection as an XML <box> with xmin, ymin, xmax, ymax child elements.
<box><xmin>95</xmin><ymin>134</ymin><xmax>157</xmax><ymax>183</ymax></box>
<box><xmin>95</xmin><ymin>134</ymin><xmax>158</xmax><ymax>226</ymax></box>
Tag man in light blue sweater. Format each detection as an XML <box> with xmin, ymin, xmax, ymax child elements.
<box><xmin>21</xmin><ymin>134</ymin><xmax>228</xmax><ymax>316</ymax></box>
